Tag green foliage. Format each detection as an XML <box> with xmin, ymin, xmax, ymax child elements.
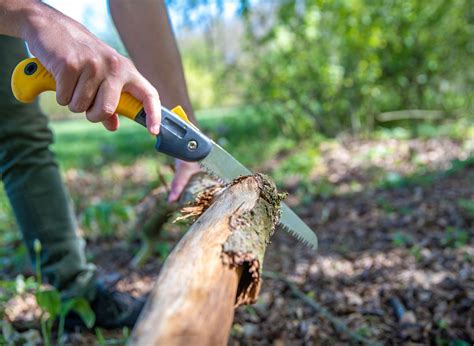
<box><xmin>238</xmin><ymin>0</ymin><xmax>474</xmax><ymax>137</ymax></box>
<box><xmin>95</xmin><ymin>328</ymin><xmax>107</xmax><ymax>346</ymax></box>
<box><xmin>82</xmin><ymin>201</ymin><xmax>134</xmax><ymax>238</ymax></box>
<box><xmin>391</xmin><ymin>231</ymin><xmax>414</xmax><ymax>247</ymax></box>
<box><xmin>410</xmin><ymin>245</ymin><xmax>423</xmax><ymax>262</ymax></box>
<box><xmin>155</xmin><ymin>242</ymin><xmax>171</xmax><ymax>261</ymax></box>
<box><xmin>36</xmin><ymin>289</ymin><xmax>95</xmax><ymax>345</ymax></box>
<box><xmin>272</xmin><ymin>147</ymin><xmax>321</xmax><ymax>182</ymax></box>
<box><xmin>441</xmin><ymin>227</ymin><xmax>469</xmax><ymax>248</ymax></box>
<box><xmin>435</xmin><ymin>337</ymin><xmax>472</xmax><ymax>346</ymax></box>
<box><xmin>457</xmin><ymin>199</ymin><xmax>474</xmax><ymax>218</ymax></box>
<box><xmin>391</xmin><ymin>233</ymin><xmax>423</xmax><ymax>260</ymax></box>
<box><xmin>355</xmin><ymin>324</ymin><xmax>371</xmax><ymax>338</ymax></box>
<box><xmin>32</xmin><ymin>240</ymin><xmax>95</xmax><ymax>345</ymax></box>
<box><xmin>50</xmin><ymin>119</ymin><xmax>158</xmax><ymax>171</ymax></box>
<box><xmin>36</xmin><ymin>289</ymin><xmax>61</xmax><ymax>318</ymax></box>
<box><xmin>376</xmin><ymin>197</ymin><xmax>396</xmax><ymax>213</ymax></box>
<box><xmin>95</xmin><ymin>326</ymin><xmax>130</xmax><ymax>345</ymax></box>
<box><xmin>297</xmin><ymin>177</ymin><xmax>335</xmax><ymax>203</ymax></box>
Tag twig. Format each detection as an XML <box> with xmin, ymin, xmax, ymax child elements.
<box><xmin>263</xmin><ymin>271</ymin><xmax>382</xmax><ymax>346</ymax></box>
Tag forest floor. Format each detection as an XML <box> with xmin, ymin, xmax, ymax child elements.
<box><xmin>1</xmin><ymin>116</ymin><xmax>473</xmax><ymax>344</ymax></box>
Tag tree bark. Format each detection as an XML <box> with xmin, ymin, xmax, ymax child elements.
<box><xmin>129</xmin><ymin>174</ymin><xmax>284</xmax><ymax>346</ymax></box>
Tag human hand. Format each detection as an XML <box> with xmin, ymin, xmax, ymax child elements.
<box><xmin>22</xmin><ymin>3</ymin><xmax>161</xmax><ymax>134</ymax></box>
<box><xmin>168</xmin><ymin>160</ymin><xmax>202</xmax><ymax>203</ymax></box>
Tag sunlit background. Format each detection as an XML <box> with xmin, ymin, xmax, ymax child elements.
<box><xmin>1</xmin><ymin>1</ymin><xmax>473</xmax><ymax>344</ymax></box>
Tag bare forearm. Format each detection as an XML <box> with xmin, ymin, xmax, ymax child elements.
<box><xmin>0</xmin><ymin>0</ymin><xmax>42</xmax><ymax>38</ymax></box>
<box><xmin>0</xmin><ymin>0</ymin><xmax>162</xmax><ymax>134</ymax></box>
<box><xmin>109</xmin><ymin>0</ymin><xmax>197</xmax><ymax>124</ymax></box>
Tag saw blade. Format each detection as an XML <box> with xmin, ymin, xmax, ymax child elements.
<box><xmin>199</xmin><ymin>142</ymin><xmax>318</xmax><ymax>250</ymax></box>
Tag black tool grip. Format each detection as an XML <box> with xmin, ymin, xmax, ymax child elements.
<box><xmin>135</xmin><ymin>107</ymin><xmax>212</xmax><ymax>162</ymax></box>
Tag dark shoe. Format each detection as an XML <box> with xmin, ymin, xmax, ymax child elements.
<box><xmin>65</xmin><ymin>284</ymin><xmax>145</xmax><ymax>330</ymax></box>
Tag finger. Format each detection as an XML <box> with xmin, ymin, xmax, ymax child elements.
<box><xmin>86</xmin><ymin>79</ymin><xmax>121</xmax><ymax>125</ymax></box>
<box><xmin>101</xmin><ymin>114</ymin><xmax>120</xmax><ymax>132</ymax></box>
<box><xmin>69</xmin><ymin>63</ymin><xmax>103</xmax><ymax>113</ymax></box>
<box><xmin>168</xmin><ymin>177</ymin><xmax>185</xmax><ymax>203</ymax></box>
<box><xmin>124</xmin><ymin>79</ymin><xmax>161</xmax><ymax>135</ymax></box>
<box><xmin>168</xmin><ymin>161</ymin><xmax>202</xmax><ymax>203</ymax></box>
<box><xmin>54</xmin><ymin>62</ymin><xmax>80</xmax><ymax>106</ymax></box>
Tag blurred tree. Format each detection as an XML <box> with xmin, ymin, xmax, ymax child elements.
<box><xmin>168</xmin><ymin>0</ymin><xmax>245</xmax><ymax>108</ymax></box>
<box><xmin>238</xmin><ymin>0</ymin><xmax>474</xmax><ymax>136</ymax></box>
<box><xmin>169</xmin><ymin>0</ymin><xmax>473</xmax><ymax>136</ymax></box>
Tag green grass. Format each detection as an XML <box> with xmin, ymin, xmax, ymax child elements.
<box><xmin>50</xmin><ymin>119</ymin><xmax>158</xmax><ymax>171</ymax></box>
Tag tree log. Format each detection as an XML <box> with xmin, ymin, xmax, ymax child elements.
<box><xmin>129</xmin><ymin>174</ymin><xmax>284</xmax><ymax>345</ymax></box>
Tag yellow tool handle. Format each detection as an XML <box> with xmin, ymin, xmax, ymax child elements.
<box><xmin>11</xmin><ymin>57</ymin><xmax>143</xmax><ymax>121</ymax></box>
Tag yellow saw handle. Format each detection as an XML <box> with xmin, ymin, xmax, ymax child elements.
<box><xmin>11</xmin><ymin>57</ymin><xmax>143</xmax><ymax>121</ymax></box>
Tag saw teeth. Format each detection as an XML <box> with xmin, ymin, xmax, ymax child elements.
<box><xmin>199</xmin><ymin>163</ymin><xmax>228</xmax><ymax>185</ymax></box>
<box><xmin>278</xmin><ymin>223</ymin><xmax>316</xmax><ymax>250</ymax></box>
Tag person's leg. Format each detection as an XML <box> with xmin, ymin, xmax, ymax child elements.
<box><xmin>0</xmin><ymin>35</ymin><xmax>97</xmax><ymax>300</ymax></box>
<box><xmin>0</xmin><ymin>35</ymin><xmax>144</xmax><ymax>329</ymax></box>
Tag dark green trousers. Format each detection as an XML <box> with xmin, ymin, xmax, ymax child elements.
<box><xmin>0</xmin><ymin>35</ymin><xmax>96</xmax><ymax>300</ymax></box>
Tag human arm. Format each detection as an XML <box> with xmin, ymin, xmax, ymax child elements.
<box><xmin>108</xmin><ymin>0</ymin><xmax>196</xmax><ymax>123</ymax></box>
<box><xmin>0</xmin><ymin>0</ymin><xmax>161</xmax><ymax>134</ymax></box>
<box><xmin>109</xmin><ymin>0</ymin><xmax>201</xmax><ymax>202</ymax></box>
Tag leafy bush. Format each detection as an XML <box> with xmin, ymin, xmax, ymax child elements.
<box><xmin>238</xmin><ymin>0</ymin><xmax>473</xmax><ymax>137</ymax></box>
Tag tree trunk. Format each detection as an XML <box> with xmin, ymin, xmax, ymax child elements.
<box><xmin>129</xmin><ymin>174</ymin><xmax>284</xmax><ymax>346</ymax></box>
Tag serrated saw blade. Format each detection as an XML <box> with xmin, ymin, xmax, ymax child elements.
<box><xmin>199</xmin><ymin>142</ymin><xmax>318</xmax><ymax>250</ymax></box>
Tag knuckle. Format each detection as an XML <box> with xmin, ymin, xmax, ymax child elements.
<box><xmin>106</xmin><ymin>54</ymin><xmax>122</xmax><ymax>74</ymax></box>
<box><xmin>69</xmin><ymin>101</ymin><xmax>86</xmax><ymax>113</ymax></box>
<box><xmin>67</xmin><ymin>62</ymin><xmax>80</xmax><ymax>74</ymax></box>
<box><xmin>56</xmin><ymin>92</ymin><xmax>68</xmax><ymax>106</ymax></box>
<box><xmin>87</xmin><ymin>57</ymin><xmax>101</xmax><ymax>76</ymax></box>
<box><xmin>61</xmin><ymin>58</ymin><xmax>79</xmax><ymax>74</ymax></box>
<box><xmin>68</xmin><ymin>103</ymin><xmax>79</xmax><ymax>113</ymax></box>
<box><xmin>55</xmin><ymin>56</ymin><xmax>69</xmax><ymax>68</ymax></box>
<box><xmin>146</xmin><ymin>87</ymin><xmax>159</xmax><ymax>100</ymax></box>
<box><xmin>85</xmin><ymin>110</ymin><xmax>100</xmax><ymax>123</ymax></box>
<box><xmin>101</xmin><ymin>105</ymin><xmax>115</xmax><ymax>118</ymax></box>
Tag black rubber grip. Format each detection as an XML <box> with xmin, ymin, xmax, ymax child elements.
<box><xmin>135</xmin><ymin>107</ymin><xmax>212</xmax><ymax>162</ymax></box>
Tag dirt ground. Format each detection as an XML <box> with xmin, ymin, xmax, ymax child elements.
<box><xmin>4</xmin><ymin>136</ymin><xmax>474</xmax><ymax>344</ymax></box>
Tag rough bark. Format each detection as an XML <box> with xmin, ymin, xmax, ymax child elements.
<box><xmin>129</xmin><ymin>174</ymin><xmax>284</xmax><ymax>346</ymax></box>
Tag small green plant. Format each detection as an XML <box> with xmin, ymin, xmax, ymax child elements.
<box><xmin>95</xmin><ymin>326</ymin><xmax>130</xmax><ymax>345</ymax></box>
<box><xmin>155</xmin><ymin>242</ymin><xmax>171</xmax><ymax>261</ymax></box>
<box><xmin>376</xmin><ymin>197</ymin><xmax>396</xmax><ymax>213</ymax></box>
<box><xmin>441</xmin><ymin>228</ymin><xmax>469</xmax><ymax>248</ymax></box>
<box><xmin>436</xmin><ymin>318</ymin><xmax>449</xmax><ymax>330</ymax></box>
<box><xmin>355</xmin><ymin>324</ymin><xmax>371</xmax><ymax>338</ymax></box>
<box><xmin>95</xmin><ymin>328</ymin><xmax>107</xmax><ymax>346</ymax></box>
<box><xmin>410</xmin><ymin>245</ymin><xmax>423</xmax><ymax>262</ymax></box>
<box><xmin>391</xmin><ymin>232</ymin><xmax>414</xmax><ymax>247</ymax></box>
<box><xmin>457</xmin><ymin>199</ymin><xmax>474</xmax><ymax>218</ymax></box>
<box><xmin>33</xmin><ymin>240</ymin><xmax>95</xmax><ymax>345</ymax></box>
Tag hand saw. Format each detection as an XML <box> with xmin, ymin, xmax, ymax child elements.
<box><xmin>11</xmin><ymin>57</ymin><xmax>317</xmax><ymax>250</ymax></box>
